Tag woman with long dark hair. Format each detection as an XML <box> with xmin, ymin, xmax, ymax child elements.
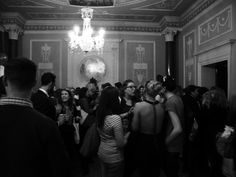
<box><xmin>199</xmin><ymin>88</ymin><xmax>228</xmax><ymax>177</ymax></box>
<box><xmin>97</xmin><ymin>86</ymin><xmax>130</xmax><ymax>177</ymax></box>
<box><xmin>57</xmin><ymin>89</ymin><xmax>79</xmax><ymax>160</ymax></box>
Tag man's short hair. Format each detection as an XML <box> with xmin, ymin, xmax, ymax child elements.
<box><xmin>4</xmin><ymin>57</ymin><xmax>37</xmax><ymax>90</ymax></box>
<box><xmin>101</xmin><ymin>82</ymin><xmax>112</xmax><ymax>89</ymax></box>
<box><xmin>114</xmin><ymin>82</ymin><xmax>122</xmax><ymax>89</ymax></box>
<box><xmin>41</xmin><ymin>72</ymin><xmax>56</xmax><ymax>86</ymax></box>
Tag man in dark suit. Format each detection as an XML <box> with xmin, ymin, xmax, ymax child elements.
<box><xmin>0</xmin><ymin>57</ymin><xmax>69</xmax><ymax>177</ymax></box>
<box><xmin>31</xmin><ymin>72</ymin><xmax>57</xmax><ymax>121</ymax></box>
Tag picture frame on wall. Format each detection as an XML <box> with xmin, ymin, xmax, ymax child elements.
<box><xmin>124</xmin><ymin>40</ymin><xmax>156</xmax><ymax>86</ymax></box>
<box><xmin>183</xmin><ymin>30</ymin><xmax>196</xmax><ymax>88</ymax></box>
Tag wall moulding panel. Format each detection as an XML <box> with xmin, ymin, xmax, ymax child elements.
<box><xmin>198</xmin><ymin>5</ymin><xmax>232</xmax><ymax>45</ymax></box>
<box><xmin>30</xmin><ymin>39</ymin><xmax>62</xmax><ymax>88</ymax></box>
<box><xmin>124</xmin><ymin>40</ymin><xmax>156</xmax><ymax>86</ymax></box>
<box><xmin>183</xmin><ymin>30</ymin><xmax>196</xmax><ymax>88</ymax></box>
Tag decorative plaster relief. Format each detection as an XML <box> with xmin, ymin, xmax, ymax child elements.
<box><xmin>30</xmin><ymin>39</ymin><xmax>62</xmax><ymax>87</ymax></box>
<box><xmin>26</xmin><ymin>12</ymin><xmax>156</xmax><ymax>22</ymax></box>
<box><xmin>116</xmin><ymin>0</ymin><xmax>145</xmax><ymax>7</ymax></box>
<box><xmin>124</xmin><ymin>40</ymin><xmax>156</xmax><ymax>86</ymax></box>
<box><xmin>133</xmin><ymin>0</ymin><xmax>183</xmax><ymax>11</ymax></box>
<box><xmin>41</xmin><ymin>43</ymin><xmax>52</xmax><ymax>64</ymax></box>
<box><xmin>3</xmin><ymin>24</ymin><xmax>24</xmax><ymax>40</ymax></box>
<box><xmin>198</xmin><ymin>5</ymin><xmax>232</xmax><ymax>45</ymax></box>
<box><xmin>44</xmin><ymin>0</ymin><xmax>69</xmax><ymax>6</ymax></box>
<box><xmin>24</xmin><ymin>24</ymin><xmax>161</xmax><ymax>32</ymax></box>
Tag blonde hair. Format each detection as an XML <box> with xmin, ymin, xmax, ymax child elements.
<box><xmin>145</xmin><ymin>80</ymin><xmax>162</xmax><ymax>98</ymax></box>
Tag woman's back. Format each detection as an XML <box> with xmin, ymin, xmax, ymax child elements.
<box><xmin>98</xmin><ymin>114</ymin><xmax>124</xmax><ymax>163</ymax></box>
<box><xmin>132</xmin><ymin>101</ymin><xmax>165</xmax><ymax>135</ymax></box>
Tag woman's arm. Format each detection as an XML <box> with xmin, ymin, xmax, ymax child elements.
<box><xmin>113</xmin><ymin>115</ymin><xmax>130</xmax><ymax>148</ymax></box>
<box><xmin>131</xmin><ymin>104</ymin><xmax>140</xmax><ymax>132</ymax></box>
<box><xmin>165</xmin><ymin>111</ymin><xmax>182</xmax><ymax>145</ymax></box>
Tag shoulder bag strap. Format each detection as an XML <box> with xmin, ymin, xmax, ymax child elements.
<box><xmin>152</xmin><ymin>104</ymin><xmax>157</xmax><ymax>134</ymax></box>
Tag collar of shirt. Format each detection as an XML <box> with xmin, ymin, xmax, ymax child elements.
<box><xmin>0</xmin><ymin>97</ymin><xmax>33</xmax><ymax>108</ymax></box>
<box><xmin>39</xmin><ymin>88</ymin><xmax>49</xmax><ymax>97</ymax></box>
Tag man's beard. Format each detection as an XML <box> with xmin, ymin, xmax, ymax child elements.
<box><xmin>48</xmin><ymin>85</ymin><xmax>54</xmax><ymax>97</ymax></box>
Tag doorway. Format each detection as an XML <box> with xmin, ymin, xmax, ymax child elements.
<box><xmin>201</xmin><ymin>60</ymin><xmax>228</xmax><ymax>96</ymax></box>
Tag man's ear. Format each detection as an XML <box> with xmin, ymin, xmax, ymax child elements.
<box><xmin>48</xmin><ymin>81</ymin><xmax>54</xmax><ymax>88</ymax></box>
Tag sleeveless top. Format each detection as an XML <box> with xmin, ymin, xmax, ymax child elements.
<box><xmin>98</xmin><ymin>115</ymin><xmax>124</xmax><ymax>163</ymax></box>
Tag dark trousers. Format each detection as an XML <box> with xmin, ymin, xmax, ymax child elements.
<box><xmin>133</xmin><ymin>133</ymin><xmax>163</xmax><ymax>177</ymax></box>
<box><xmin>100</xmin><ymin>160</ymin><xmax>124</xmax><ymax>177</ymax></box>
<box><xmin>163</xmin><ymin>152</ymin><xmax>180</xmax><ymax>177</ymax></box>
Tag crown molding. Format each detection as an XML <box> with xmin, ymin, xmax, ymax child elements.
<box><xmin>0</xmin><ymin>0</ymin><xmax>221</xmax><ymax>33</ymax></box>
<box><xmin>25</xmin><ymin>20</ymin><xmax>160</xmax><ymax>28</ymax></box>
<box><xmin>24</xmin><ymin>24</ymin><xmax>162</xmax><ymax>33</ymax></box>
<box><xmin>25</xmin><ymin>30</ymin><xmax>162</xmax><ymax>36</ymax></box>
<box><xmin>1</xmin><ymin>12</ymin><xmax>26</xmax><ymax>29</ymax></box>
<box><xmin>181</xmin><ymin>0</ymin><xmax>219</xmax><ymax>27</ymax></box>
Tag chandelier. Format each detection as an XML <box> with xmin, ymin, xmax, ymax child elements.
<box><xmin>68</xmin><ymin>7</ymin><xmax>105</xmax><ymax>54</ymax></box>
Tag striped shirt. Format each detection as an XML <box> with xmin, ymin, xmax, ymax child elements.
<box><xmin>98</xmin><ymin>114</ymin><xmax>124</xmax><ymax>163</ymax></box>
<box><xmin>0</xmin><ymin>97</ymin><xmax>33</xmax><ymax>108</ymax></box>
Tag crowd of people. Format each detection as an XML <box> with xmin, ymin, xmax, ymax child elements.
<box><xmin>1</xmin><ymin>57</ymin><xmax>236</xmax><ymax>177</ymax></box>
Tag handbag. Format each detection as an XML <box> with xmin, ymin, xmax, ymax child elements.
<box><xmin>80</xmin><ymin>123</ymin><xmax>100</xmax><ymax>157</ymax></box>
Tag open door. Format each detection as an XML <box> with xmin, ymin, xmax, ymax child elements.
<box><xmin>201</xmin><ymin>61</ymin><xmax>227</xmax><ymax>96</ymax></box>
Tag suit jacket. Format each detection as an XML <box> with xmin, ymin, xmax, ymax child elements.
<box><xmin>31</xmin><ymin>89</ymin><xmax>56</xmax><ymax>121</ymax></box>
<box><xmin>0</xmin><ymin>104</ymin><xmax>69</xmax><ymax>177</ymax></box>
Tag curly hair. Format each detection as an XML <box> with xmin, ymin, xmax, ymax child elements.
<box><xmin>202</xmin><ymin>88</ymin><xmax>228</xmax><ymax>109</ymax></box>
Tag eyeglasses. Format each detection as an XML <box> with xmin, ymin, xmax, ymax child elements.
<box><xmin>126</xmin><ymin>85</ymin><xmax>136</xmax><ymax>89</ymax></box>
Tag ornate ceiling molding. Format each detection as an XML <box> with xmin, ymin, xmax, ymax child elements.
<box><xmin>1</xmin><ymin>12</ymin><xmax>26</xmax><ymax>29</ymax></box>
<box><xmin>26</xmin><ymin>12</ymin><xmax>156</xmax><ymax>22</ymax></box>
<box><xmin>44</xmin><ymin>0</ymin><xmax>69</xmax><ymax>6</ymax></box>
<box><xmin>181</xmin><ymin>0</ymin><xmax>217</xmax><ymax>27</ymax></box>
<box><xmin>24</xmin><ymin>24</ymin><xmax>162</xmax><ymax>33</ymax></box>
<box><xmin>1</xmin><ymin>0</ymin><xmax>53</xmax><ymax>8</ymax></box>
<box><xmin>0</xmin><ymin>0</ymin><xmax>220</xmax><ymax>33</ymax></box>
<box><xmin>114</xmin><ymin>0</ymin><xmax>146</xmax><ymax>7</ymax></box>
<box><xmin>132</xmin><ymin>0</ymin><xmax>183</xmax><ymax>11</ymax></box>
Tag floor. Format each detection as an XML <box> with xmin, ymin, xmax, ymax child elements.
<box><xmin>70</xmin><ymin>156</ymin><xmax>212</xmax><ymax>177</ymax></box>
<box><xmin>70</xmin><ymin>153</ymin><xmax>234</xmax><ymax>177</ymax></box>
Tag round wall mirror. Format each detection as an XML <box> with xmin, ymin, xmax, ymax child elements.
<box><xmin>80</xmin><ymin>55</ymin><xmax>106</xmax><ymax>82</ymax></box>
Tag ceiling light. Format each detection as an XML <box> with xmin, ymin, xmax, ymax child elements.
<box><xmin>68</xmin><ymin>7</ymin><xmax>105</xmax><ymax>54</ymax></box>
